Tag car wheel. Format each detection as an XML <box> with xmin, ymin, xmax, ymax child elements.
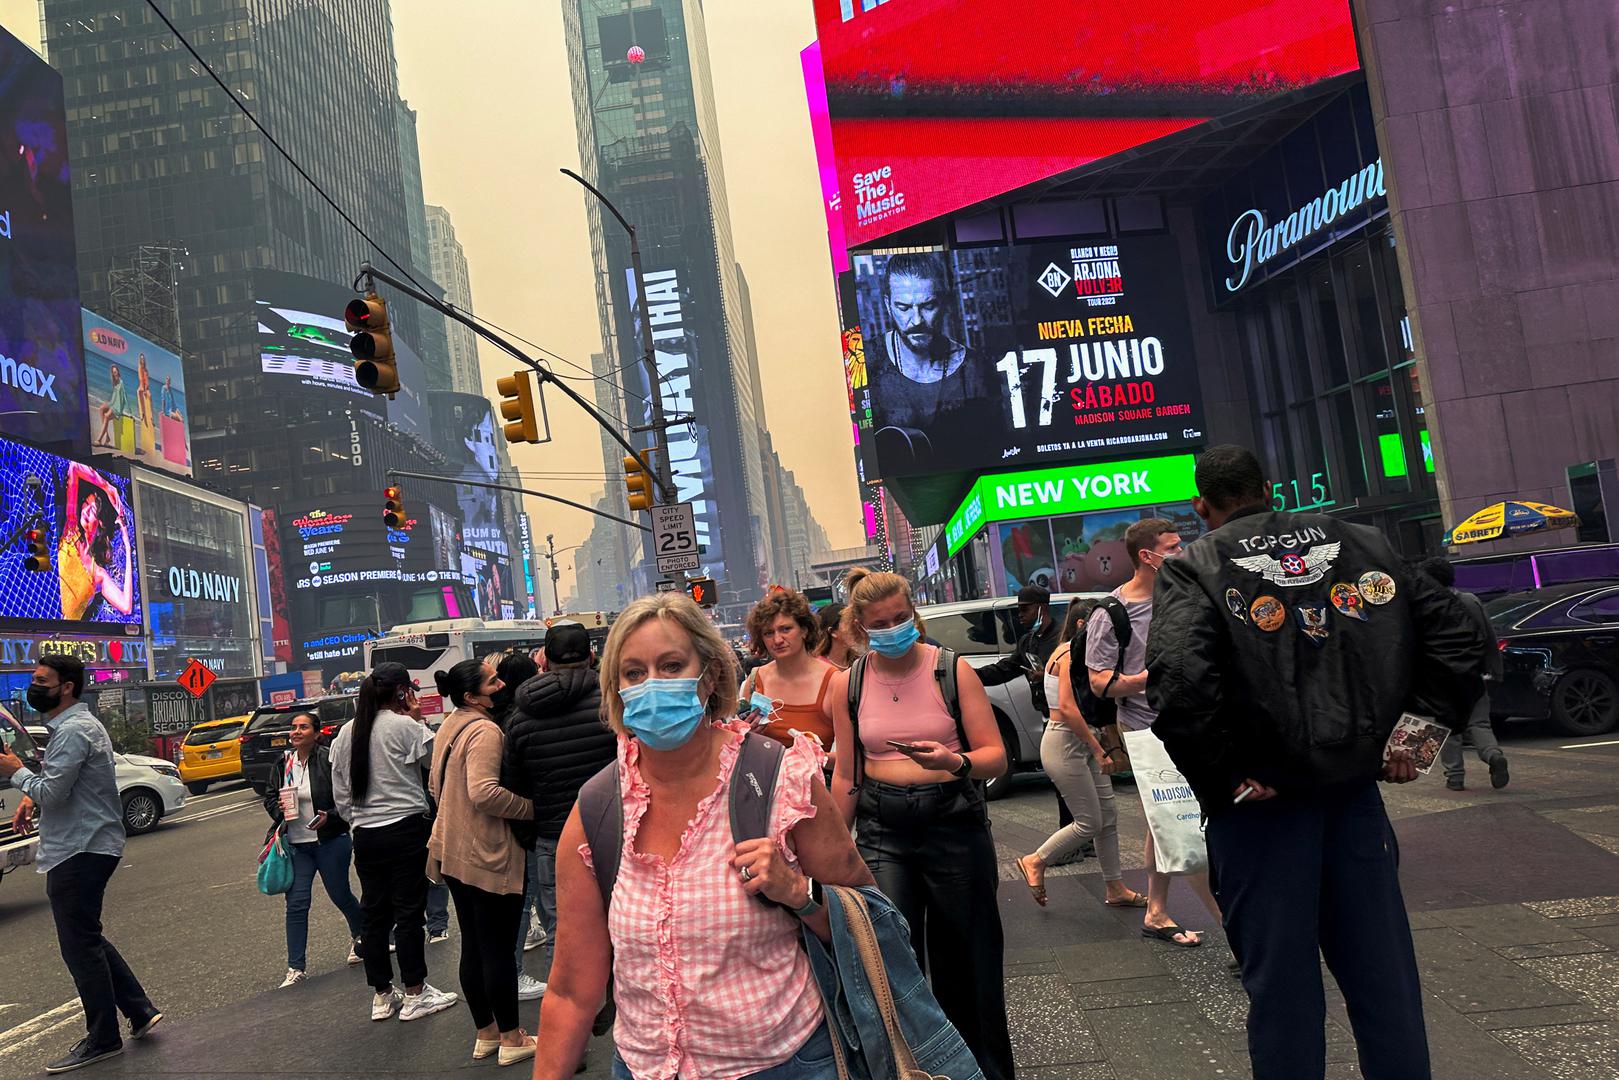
<box><xmin>122</xmin><ymin>790</ymin><xmax>162</xmax><ymax>835</ymax></box>
<box><xmin>185</xmin><ymin>781</ymin><xmax>210</xmax><ymax>795</ymax></box>
<box><xmin>1549</xmin><ymin>669</ymin><xmax>1619</xmax><ymax>736</ymax></box>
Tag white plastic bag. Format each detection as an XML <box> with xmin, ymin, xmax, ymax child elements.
<box><xmin>1121</xmin><ymin>729</ymin><xmax>1208</xmax><ymax>876</ymax></box>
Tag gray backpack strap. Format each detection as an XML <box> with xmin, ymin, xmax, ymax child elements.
<box><xmin>934</xmin><ymin>646</ymin><xmax>966</xmax><ymax>746</ymax></box>
<box><xmin>576</xmin><ymin>762</ymin><xmax>622</xmax><ymax>913</ymax></box>
<box><xmin>846</xmin><ymin>655</ymin><xmax>869</xmax><ymax>791</ymax></box>
<box><xmin>729</xmin><ymin>731</ymin><xmax>787</xmax><ymax>846</ymax></box>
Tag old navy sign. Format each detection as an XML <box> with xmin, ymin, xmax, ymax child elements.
<box><xmin>1224</xmin><ymin>158</ymin><xmax>1386</xmax><ymax>293</ymax></box>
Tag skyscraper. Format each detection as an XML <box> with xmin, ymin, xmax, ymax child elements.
<box><xmin>396</xmin><ymin>98</ymin><xmax>452</xmax><ymax>391</ymax></box>
<box><xmin>425</xmin><ymin>203</ymin><xmax>483</xmax><ymax>395</ymax></box>
<box><xmin>563</xmin><ymin>0</ymin><xmax>767</xmax><ymax>615</ymax></box>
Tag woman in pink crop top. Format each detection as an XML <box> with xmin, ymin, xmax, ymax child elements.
<box><xmin>532</xmin><ymin>592</ymin><xmax>872</xmax><ymax>1080</ymax></box>
<box><xmin>827</xmin><ymin>569</ymin><xmax>1016</xmax><ymax>1080</ymax></box>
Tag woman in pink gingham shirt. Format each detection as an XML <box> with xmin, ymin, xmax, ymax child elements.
<box><xmin>534</xmin><ymin>593</ymin><xmax>872</xmax><ymax>1080</ymax></box>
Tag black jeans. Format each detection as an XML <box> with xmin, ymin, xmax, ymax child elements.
<box><xmin>444</xmin><ymin>875</ymin><xmax>524</xmax><ymax>1031</ymax></box>
<box><xmin>46</xmin><ymin>853</ymin><xmax>156</xmax><ymax>1050</ymax></box>
<box><xmin>855</xmin><ymin>779</ymin><xmax>1015</xmax><ymax>1080</ymax></box>
<box><xmin>1206</xmin><ymin>781</ymin><xmax>1429</xmax><ymax>1080</ymax></box>
<box><xmin>352</xmin><ymin>814</ymin><xmax>431</xmax><ymax>992</ymax></box>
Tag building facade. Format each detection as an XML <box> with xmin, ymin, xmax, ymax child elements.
<box><xmin>424</xmin><ymin>203</ymin><xmax>483</xmax><ymax>396</ymax></box>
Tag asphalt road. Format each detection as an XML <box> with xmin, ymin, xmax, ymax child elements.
<box><xmin>1</xmin><ymin>721</ymin><xmax>1617</xmax><ymax>1077</ymax></box>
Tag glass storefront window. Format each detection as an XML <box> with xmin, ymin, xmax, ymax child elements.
<box><xmin>1345</xmin><ymin>251</ymin><xmax>1391</xmax><ymax>380</ymax></box>
<box><xmin>1311</xmin><ymin>269</ymin><xmax>1351</xmax><ymax>390</ymax></box>
<box><xmin>1328</xmin><ymin>391</ymin><xmax>1370</xmax><ymax>500</ymax></box>
<box><xmin>138</xmin><ymin>482</ymin><xmax>257</xmax><ymax>681</ymax></box>
<box><xmin>1363</xmin><ymin>376</ymin><xmax>1411</xmax><ymax>494</ymax></box>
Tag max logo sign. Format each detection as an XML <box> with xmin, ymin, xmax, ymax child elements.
<box><xmin>0</xmin><ymin>354</ymin><xmax>57</xmax><ymax>402</ymax></box>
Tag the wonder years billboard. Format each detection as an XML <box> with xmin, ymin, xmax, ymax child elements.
<box><xmin>852</xmin><ymin>234</ymin><xmax>1204</xmax><ymax>478</ymax></box>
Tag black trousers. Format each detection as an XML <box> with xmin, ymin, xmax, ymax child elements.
<box><xmin>856</xmin><ymin>779</ymin><xmax>1015</xmax><ymax>1080</ymax></box>
<box><xmin>1206</xmin><ymin>781</ymin><xmax>1430</xmax><ymax>1080</ymax></box>
<box><xmin>444</xmin><ymin>875</ymin><xmax>524</xmax><ymax>1031</ymax></box>
<box><xmin>352</xmin><ymin>815</ymin><xmax>431</xmax><ymax>992</ymax></box>
<box><xmin>46</xmin><ymin>853</ymin><xmax>156</xmax><ymax>1050</ymax></box>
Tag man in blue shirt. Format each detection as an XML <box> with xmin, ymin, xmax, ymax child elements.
<box><xmin>0</xmin><ymin>654</ymin><xmax>163</xmax><ymax>1073</ymax></box>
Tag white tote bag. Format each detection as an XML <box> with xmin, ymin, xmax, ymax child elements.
<box><xmin>1121</xmin><ymin>729</ymin><xmax>1208</xmax><ymax>876</ymax></box>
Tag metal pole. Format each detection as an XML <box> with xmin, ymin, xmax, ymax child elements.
<box><xmin>547</xmin><ymin>533</ymin><xmax>561</xmax><ymax>616</ymax></box>
<box><xmin>384</xmin><ymin>468</ymin><xmax>651</xmax><ymax>533</ymax></box>
<box><xmin>560</xmin><ymin>168</ymin><xmax>677</xmax><ymax>500</ymax></box>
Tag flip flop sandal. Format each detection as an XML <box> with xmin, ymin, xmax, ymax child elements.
<box><xmin>1105</xmin><ymin>891</ymin><xmax>1148</xmax><ymax>908</ymax></box>
<box><xmin>1015</xmin><ymin>855</ymin><xmax>1048</xmax><ymax>907</ymax></box>
<box><xmin>1142</xmin><ymin>924</ymin><xmax>1202</xmax><ymax>947</ymax></box>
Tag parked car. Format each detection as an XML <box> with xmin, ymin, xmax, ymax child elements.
<box><xmin>115</xmin><ymin>753</ymin><xmax>188</xmax><ymax>835</ymax></box>
<box><xmin>1487</xmin><ymin>583</ymin><xmax>1619</xmax><ymax>736</ymax></box>
<box><xmin>915</xmin><ymin>593</ymin><xmax>1104</xmax><ymax>799</ymax></box>
<box><xmin>1456</xmin><ymin>543</ymin><xmax>1619</xmax><ymax>601</ymax></box>
<box><xmin>1</xmin><ymin>705</ymin><xmax>43</xmax><ymax>885</ymax></box>
<box><xmin>239</xmin><ymin>695</ymin><xmax>357</xmax><ymax>794</ymax></box>
<box><xmin>177</xmin><ymin>713</ymin><xmax>250</xmax><ymax>794</ymax></box>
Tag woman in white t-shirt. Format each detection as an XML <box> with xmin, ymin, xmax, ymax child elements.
<box><xmin>331</xmin><ymin>662</ymin><xmax>459</xmax><ymax>1024</ymax></box>
<box><xmin>262</xmin><ymin>712</ymin><xmax>363</xmax><ymax>988</ymax></box>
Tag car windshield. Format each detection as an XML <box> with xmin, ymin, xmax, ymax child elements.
<box><xmin>1</xmin><ymin>709</ymin><xmax>39</xmax><ymax>762</ymax></box>
<box><xmin>185</xmin><ymin>722</ymin><xmax>245</xmax><ymax>746</ymax></box>
<box><xmin>245</xmin><ymin>709</ymin><xmax>295</xmax><ymax>735</ymax></box>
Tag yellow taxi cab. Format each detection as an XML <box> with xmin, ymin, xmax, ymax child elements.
<box><xmin>177</xmin><ymin>714</ymin><xmax>250</xmax><ymax>794</ymax></box>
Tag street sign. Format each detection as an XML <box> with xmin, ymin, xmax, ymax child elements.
<box><xmin>652</xmin><ymin>503</ymin><xmax>700</xmax><ymax>574</ymax></box>
<box><xmin>655</xmin><ymin>580</ymin><xmax>679</xmax><ymax>593</ymax></box>
<box><xmin>178</xmin><ymin>658</ymin><xmax>217</xmax><ymax>699</ymax></box>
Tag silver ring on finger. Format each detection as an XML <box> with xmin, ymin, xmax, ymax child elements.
<box><xmin>739</xmin><ymin>866</ymin><xmax>753</xmax><ymax>883</ymax></box>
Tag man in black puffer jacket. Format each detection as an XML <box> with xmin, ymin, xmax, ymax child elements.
<box><xmin>502</xmin><ymin>623</ymin><xmax>614</xmax><ymax>967</ymax></box>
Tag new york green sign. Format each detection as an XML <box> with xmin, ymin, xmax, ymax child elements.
<box><xmin>944</xmin><ymin>453</ymin><xmax>1200</xmax><ymax>557</ymax></box>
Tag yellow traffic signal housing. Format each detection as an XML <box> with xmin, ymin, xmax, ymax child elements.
<box><xmin>22</xmin><ymin>525</ymin><xmax>49</xmax><ymax>572</ymax></box>
<box><xmin>496</xmin><ymin>370</ymin><xmax>541</xmax><ymax>444</ymax></box>
<box><xmin>687</xmin><ymin>577</ymin><xmax>717</xmax><ymax>608</ymax></box>
<box><xmin>383</xmin><ymin>486</ymin><xmax>406</xmax><ymax>529</ymax></box>
<box><xmin>624</xmin><ymin>448</ymin><xmax>658</xmax><ymax>512</ymax></box>
<box><xmin>345</xmin><ymin>293</ymin><xmax>399</xmax><ymax>395</ymax></box>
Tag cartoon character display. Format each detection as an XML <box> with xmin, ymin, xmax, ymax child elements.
<box><xmin>1082</xmin><ymin>539</ymin><xmax>1133</xmax><ymax>589</ymax></box>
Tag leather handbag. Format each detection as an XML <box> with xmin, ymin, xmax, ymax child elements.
<box><xmin>823</xmin><ymin>885</ymin><xmax>950</xmax><ymax>1080</ymax></box>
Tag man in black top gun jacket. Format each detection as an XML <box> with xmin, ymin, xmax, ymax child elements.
<box><xmin>1146</xmin><ymin>446</ymin><xmax>1482</xmax><ymax>1080</ymax></box>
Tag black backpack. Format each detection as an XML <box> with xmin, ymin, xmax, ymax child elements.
<box><xmin>576</xmin><ymin>730</ymin><xmax>785</xmax><ymax>911</ymax></box>
<box><xmin>845</xmin><ymin>647</ymin><xmax>963</xmax><ymax>789</ymax></box>
<box><xmin>1069</xmin><ymin>596</ymin><xmax>1132</xmax><ymax>728</ymax></box>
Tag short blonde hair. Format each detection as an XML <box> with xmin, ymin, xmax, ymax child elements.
<box><xmin>598</xmin><ymin>592</ymin><xmax>740</xmax><ymax>735</ymax></box>
<box><xmin>839</xmin><ymin>567</ymin><xmax>927</xmax><ymax>646</ymax></box>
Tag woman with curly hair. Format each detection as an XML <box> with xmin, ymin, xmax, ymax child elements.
<box><xmin>741</xmin><ymin>588</ymin><xmax>837</xmax><ymax>754</ymax></box>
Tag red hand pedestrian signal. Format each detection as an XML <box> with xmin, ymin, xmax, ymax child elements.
<box><xmin>686</xmin><ymin>577</ymin><xmax>716</xmax><ymax>608</ymax></box>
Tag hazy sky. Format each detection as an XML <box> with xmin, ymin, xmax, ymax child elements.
<box><xmin>1</xmin><ymin>0</ymin><xmax>856</xmax><ymax>608</ymax></box>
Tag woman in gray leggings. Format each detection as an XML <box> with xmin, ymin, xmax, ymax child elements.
<box><xmin>1014</xmin><ymin>602</ymin><xmax>1146</xmax><ymax>908</ymax></box>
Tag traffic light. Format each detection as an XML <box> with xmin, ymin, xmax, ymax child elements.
<box><xmin>624</xmin><ymin>447</ymin><xmax>658</xmax><ymax>512</ymax></box>
<box><xmin>345</xmin><ymin>292</ymin><xmax>398</xmax><ymax>394</ymax></box>
<box><xmin>22</xmin><ymin>525</ymin><xmax>49</xmax><ymax>572</ymax></box>
<box><xmin>383</xmin><ymin>486</ymin><xmax>406</xmax><ymax>529</ymax></box>
<box><xmin>496</xmin><ymin>370</ymin><xmax>541</xmax><ymax>444</ymax></box>
<box><xmin>687</xmin><ymin>577</ymin><xmax>716</xmax><ymax>608</ymax></box>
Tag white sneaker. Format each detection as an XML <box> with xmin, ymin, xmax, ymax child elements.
<box><xmin>399</xmin><ymin>983</ymin><xmax>459</xmax><ymax>1021</ymax></box>
<box><xmin>523</xmin><ymin>923</ymin><xmax>548</xmax><ymax>951</ymax></box>
<box><xmin>428</xmin><ymin>929</ymin><xmax>451</xmax><ymax>945</ymax></box>
<box><xmin>371</xmin><ymin>988</ymin><xmax>403</xmax><ymax>1021</ymax></box>
<box><xmin>279</xmin><ymin>968</ymin><xmax>306</xmax><ymax>989</ymax></box>
<box><xmin>346</xmin><ymin>938</ymin><xmax>362</xmax><ymax>966</ymax></box>
<box><xmin>516</xmin><ymin>974</ymin><xmax>547</xmax><ymax>1001</ymax></box>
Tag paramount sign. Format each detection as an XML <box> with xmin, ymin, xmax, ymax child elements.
<box><xmin>1223</xmin><ymin>158</ymin><xmax>1386</xmax><ymax>293</ymax></box>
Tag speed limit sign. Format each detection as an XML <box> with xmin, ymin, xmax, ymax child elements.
<box><xmin>652</xmin><ymin>503</ymin><xmax>699</xmax><ymax>574</ymax></box>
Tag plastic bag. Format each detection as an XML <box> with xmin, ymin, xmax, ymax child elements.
<box><xmin>1121</xmin><ymin>729</ymin><xmax>1208</xmax><ymax>875</ymax></box>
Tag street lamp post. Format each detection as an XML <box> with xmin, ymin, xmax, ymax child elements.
<box><xmin>559</xmin><ymin>168</ymin><xmax>678</xmax><ymax>501</ymax></box>
<box><xmin>544</xmin><ymin>534</ymin><xmax>588</xmax><ymax>617</ymax></box>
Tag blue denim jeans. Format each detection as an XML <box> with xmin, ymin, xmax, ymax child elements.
<box><xmin>610</xmin><ymin>1021</ymin><xmax>836</xmax><ymax>1080</ymax></box>
<box><xmin>286</xmin><ymin>834</ymin><xmax>363</xmax><ymax>971</ymax></box>
<box><xmin>513</xmin><ymin>837</ymin><xmax>552</xmax><ymax>968</ymax></box>
<box><xmin>426</xmin><ymin>880</ymin><xmax>451</xmax><ymax>935</ymax></box>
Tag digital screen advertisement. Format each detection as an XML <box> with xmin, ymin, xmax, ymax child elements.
<box><xmin>254</xmin><ymin>270</ymin><xmax>428</xmax><ymax>438</ymax></box>
<box><xmin>281</xmin><ymin>490</ymin><xmax>454</xmax><ymax>595</ymax></box>
<box><xmin>0</xmin><ymin>436</ymin><xmax>142</xmax><ymax>627</ymax></box>
<box><xmin>0</xmin><ymin>28</ymin><xmax>90</xmax><ymax>452</ymax></box>
<box><xmin>435</xmin><ymin>392</ymin><xmax>508</xmax><ymax>559</ymax></box>
<box><xmin>84</xmin><ymin>310</ymin><xmax>191</xmax><ymax>476</ymax></box>
<box><xmin>852</xmin><ymin>234</ymin><xmax>1205</xmax><ymax>480</ymax></box>
<box><xmin>810</xmin><ymin>0</ymin><xmax>1360</xmax><ymax>246</ymax></box>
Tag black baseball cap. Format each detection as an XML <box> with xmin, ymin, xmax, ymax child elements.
<box><xmin>543</xmin><ymin>623</ymin><xmax>592</xmax><ymax>665</ymax></box>
<box><xmin>1016</xmin><ymin>585</ymin><xmax>1050</xmax><ymax>606</ymax></box>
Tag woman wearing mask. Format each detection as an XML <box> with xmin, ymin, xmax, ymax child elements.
<box><xmin>531</xmin><ymin>592</ymin><xmax>872</xmax><ymax>1080</ymax></box>
<box><xmin>827</xmin><ymin>568</ymin><xmax>1016</xmax><ymax>1080</ymax></box>
<box><xmin>263</xmin><ymin>712</ymin><xmax>365</xmax><ymax>988</ymax></box>
<box><xmin>1011</xmin><ymin>604</ymin><xmax>1145</xmax><ymax>910</ymax></box>
<box><xmin>487</xmin><ymin>650</ymin><xmax>545</xmax><ymax>973</ymax></box>
<box><xmin>813</xmin><ymin>601</ymin><xmax>857</xmax><ymax>670</ymax></box>
<box><xmin>429</xmin><ymin>660</ymin><xmax>537</xmax><ymax>1066</ymax></box>
<box><xmin>741</xmin><ymin>589</ymin><xmax>836</xmax><ymax>753</ymax></box>
<box><xmin>331</xmin><ymin>663</ymin><xmax>459</xmax><ymax>1023</ymax></box>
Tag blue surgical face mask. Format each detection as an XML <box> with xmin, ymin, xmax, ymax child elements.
<box><xmin>864</xmin><ymin>617</ymin><xmax>921</xmax><ymax>658</ymax></box>
<box><xmin>619</xmin><ymin>676</ymin><xmax>706</xmax><ymax>751</ymax></box>
<box><xmin>744</xmin><ymin>691</ymin><xmax>778</xmax><ymax>724</ymax></box>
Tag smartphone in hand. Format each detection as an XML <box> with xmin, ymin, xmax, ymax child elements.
<box><xmin>886</xmin><ymin>739</ymin><xmax>921</xmax><ymax>753</ymax></box>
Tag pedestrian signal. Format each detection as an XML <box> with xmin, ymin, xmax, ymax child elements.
<box><xmin>383</xmin><ymin>486</ymin><xmax>407</xmax><ymax>529</ymax></box>
<box><xmin>624</xmin><ymin>448</ymin><xmax>658</xmax><ymax>513</ymax></box>
<box><xmin>496</xmin><ymin>370</ymin><xmax>541</xmax><ymax>444</ymax></box>
<box><xmin>687</xmin><ymin>577</ymin><xmax>716</xmax><ymax>608</ymax></box>
<box><xmin>345</xmin><ymin>293</ymin><xmax>398</xmax><ymax>394</ymax></box>
<box><xmin>22</xmin><ymin>526</ymin><xmax>49</xmax><ymax>572</ymax></box>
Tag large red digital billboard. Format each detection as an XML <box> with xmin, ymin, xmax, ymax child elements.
<box><xmin>812</xmin><ymin>0</ymin><xmax>1361</xmax><ymax>247</ymax></box>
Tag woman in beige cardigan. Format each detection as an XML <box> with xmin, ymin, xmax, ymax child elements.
<box><xmin>428</xmin><ymin>658</ymin><xmax>537</xmax><ymax>1067</ymax></box>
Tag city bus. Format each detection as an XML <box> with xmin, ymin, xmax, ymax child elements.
<box><xmin>364</xmin><ymin>618</ymin><xmax>553</xmax><ymax>726</ymax></box>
